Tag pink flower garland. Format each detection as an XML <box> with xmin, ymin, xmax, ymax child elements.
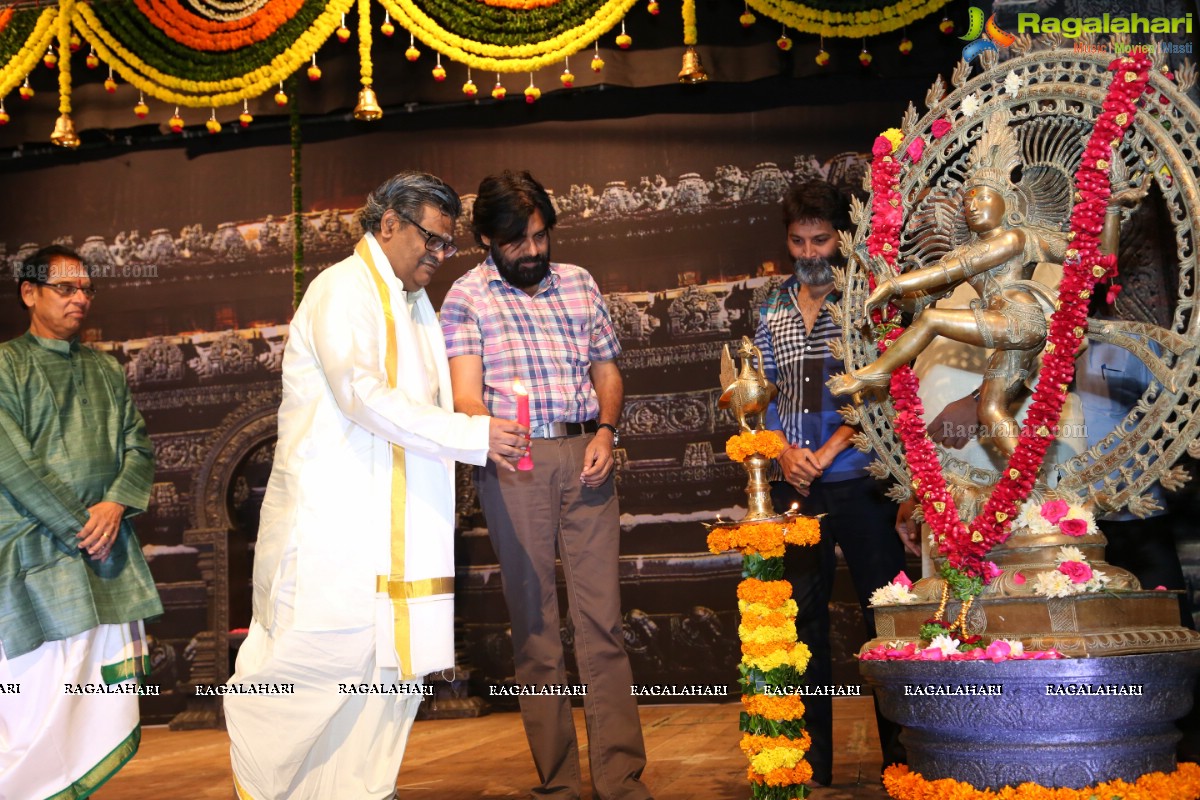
<box><xmin>868</xmin><ymin>54</ymin><xmax>1153</xmax><ymax>581</ymax></box>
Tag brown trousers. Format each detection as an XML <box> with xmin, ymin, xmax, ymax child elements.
<box><xmin>477</xmin><ymin>434</ymin><xmax>651</xmax><ymax>800</ymax></box>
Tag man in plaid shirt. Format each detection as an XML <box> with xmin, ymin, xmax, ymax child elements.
<box><xmin>754</xmin><ymin>181</ymin><xmax>913</xmax><ymax>785</ymax></box>
<box><xmin>441</xmin><ymin>171</ymin><xmax>651</xmax><ymax>800</ymax></box>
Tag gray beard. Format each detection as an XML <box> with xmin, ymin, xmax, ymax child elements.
<box><xmin>794</xmin><ymin>257</ymin><xmax>834</xmax><ymax>286</ymax></box>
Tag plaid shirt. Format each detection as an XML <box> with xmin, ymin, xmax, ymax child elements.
<box><xmin>754</xmin><ymin>277</ymin><xmax>869</xmax><ymax>483</ymax></box>
<box><xmin>440</xmin><ymin>258</ymin><xmax>620</xmax><ymax>427</ymax></box>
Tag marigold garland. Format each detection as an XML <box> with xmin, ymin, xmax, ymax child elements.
<box><xmin>134</xmin><ymin>0</ymin><xmax>304</xmax><ymax>52</ymax></box>
<box><xmin>358</xmin><ymin>0</ymin><xmax>372</xmax><ymax>86</ymax></box>
<box><xmin>0</xmin><ymin>6</ymin><xmax>56</xmax><ymax>100</ymax></box>
<box><xmin>57</xmin><ymin>0</ymin><xmax>74</xmax><ymax>114</ymax></box>
<box><xmin>477</xmin><ymin>0</ymin><xmax>561</xmax><ymax>9</ymax></box>
<box><xmin>746</xmin><ymin>0</ymin><xmax>950</xmax><ymax>38</ymax></box>
<box><xmin>682</xmin><ymin>0</ymin><xmax>697</xmax><ymax>45</ymax></box>
<box><xmin>882</xmin><ymin>762</ymin><xmax>1200</xmax><ymax>800</ymax></box>
<box><xmin>83</xmin><ymin>0</ymin><xmax>331</xmax><ymax>83</ymax></box>
<box><xmin>380</xmin><ymin>0</ymin><xmax>635</xmax><ymax>72</ymax></box>
<box><xmin>707</xmin><ymin>518</ymin><xmax>819</xmax><ymax>558</ymax></box>
<box><xmin>74</xmin><ymin>0</ymin><xmax>351</xmax><ymax>106</ymax></box>
<box><xmin>727</xmin><ymin>430</ymin><xmax>787</xmax><ymax>462</ymax></box>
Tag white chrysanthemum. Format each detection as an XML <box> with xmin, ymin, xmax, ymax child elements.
<box><xmin>927</xmin><ymin>634</ymin><xmax>961</xmax><ymax>655</ymax></box>
<box><xmin>869</xmin><ymin>582</ymin><xmax>917</xmax><ymax>607</ymax></box>
<box><xmin>1016</xmin><ymin>500</ymin><xmax>1056</xmax><ymax>535</ymax></box>
<box><xmin>1033</xmin><ymin>569</ymin><xmax>1079</xmax><ymax>598</ymax></box>
<box><xmin>996</xmin><ymin>639</ymin><xmax>1025</xmax><ymax>658</ymax></box>
<box><xmin>1085</xmin><ymin>569</ymin><xmax>1111</xmax><ymax>593</ymax></box>
<box><xmin>1003</xmin><ymin>72</ymin><xmax>1023</xmax><ymax>97</ymax></box>
<box><xmin>1056</xmin><ymin>546</ymin><xmax>1086</xmax><ymax>564</ymax></box>
<box><xmin>962</xmin><ymin>93</ymin><xmax>981</xmax><ymax>117</ymax></box>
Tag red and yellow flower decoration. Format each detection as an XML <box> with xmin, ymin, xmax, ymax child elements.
<box><xmin>864</xmin><ymin>54</ymin><xmax>1153</xmax><ymax>619</ymax></box>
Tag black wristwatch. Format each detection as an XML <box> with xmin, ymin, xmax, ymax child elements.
<box><xmin>597</xmin><ymin>423</ymin><xmax>620</xmax><ymax>445</ymax></box>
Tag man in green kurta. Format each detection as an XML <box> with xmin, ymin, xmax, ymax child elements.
<box><xmin>0</xmin><ymin>245</ymin><xmax>162</xmax><ymax>798</ymax></box>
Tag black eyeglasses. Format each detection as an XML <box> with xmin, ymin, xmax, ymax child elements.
<box><xmin>41</xmin><ymin>282</ymin><xmax>97</xmax><ymax>300</ymax></box>
<box><xmin>400</xmin><ymin>215</ymin><xmax>458</xmax><ymax>258</ymax></box>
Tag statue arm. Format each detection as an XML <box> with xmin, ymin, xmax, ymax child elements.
<box><xmin>866</xmin><ymin>233</ymin><xmax>1022</xmax><ymax>315</ymax></box>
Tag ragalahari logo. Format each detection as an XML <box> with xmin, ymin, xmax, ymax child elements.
<box><xmin>960</xmin><ymin>6</ymin><xmax>1015</xmax><ymax>62</ymax></box>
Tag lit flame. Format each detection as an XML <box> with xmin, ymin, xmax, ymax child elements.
<box><xmin>513</xmin><ymin>379</ymin><xmax>528</xmax><ymax>396</ymax></box>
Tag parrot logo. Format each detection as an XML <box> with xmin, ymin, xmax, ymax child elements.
<box><xmin>960</xmin><ymin>6</ymin><xmax>1015</xmax><ymax>62</ymax></box>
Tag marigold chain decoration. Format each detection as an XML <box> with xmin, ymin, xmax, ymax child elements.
<box><xmin>865</xmin><ymin>51</ymin><xmax>1153</xmax><ymax>631</ymax></box>
<box><xmin>0</xmin><ymin>0</ymin><xmax>955</xmax><ymax>127</ymax></box>
<box><xmin>708</xmin><ymin>430</ymin><xmax>821</xmax><ymax>799</ymax></box>
<box><xmin>882</xmin><ymin>761</ymin><xmax>1200</xmax><ymax>800</ymax></box>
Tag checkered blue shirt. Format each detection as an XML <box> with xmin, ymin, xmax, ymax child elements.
<box><xmin>440</xmin><ymin>258</ymin><xmax>620</xmax><ymax>427</ymax></box>
<box><xmin>754</xmin><ymin>277</ymin><xmax>870</xmax><ymax>483</ymax></box>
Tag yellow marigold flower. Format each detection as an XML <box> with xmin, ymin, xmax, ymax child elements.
<box><xmin>738</xmin><ymin>621</ymin><xmax>798</xmax><ymax>644</ymax></box>
<box><xmin>880</xmin><ymin>127</ymin><xmax>904</xmax><ymax>153</ymax></box>
<box><xmin>738</xmin><ymin>599</ymin><xmax>798</xmax><ymax>618</ymax></box>
<box><xmin>749</xmin><ymin>745</ymin><xmax>803</xmax><ymax>775</ymax></box>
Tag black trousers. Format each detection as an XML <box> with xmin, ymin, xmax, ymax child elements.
<box><xmin>771</xmin><ymin>476</ymin><xmax>908</xmax><ymax>784</ymax></box>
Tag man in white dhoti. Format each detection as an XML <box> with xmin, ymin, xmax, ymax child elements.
<box><xmin>224</xmin><ymin>172</ymin><xmax>529</xmax><ymax>800</ymax></box>
<box><xmin>0</xmin><ymin>245</ymin><xmax>162</xmax><ymax>799</ymax></box>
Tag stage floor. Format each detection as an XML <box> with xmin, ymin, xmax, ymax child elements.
<box><xmin>98</xmin><ymin>699</ymin><xmax>890</xmax><ymax>799</ymax></box>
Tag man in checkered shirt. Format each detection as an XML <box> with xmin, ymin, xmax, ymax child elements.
<box><xmin>754</xmin><ymin>180</ymin><xmax>915</xmax><ymax>786</ymax></box>
<box><xmin>441</xmin><ymin>170</ymin><xmax>651</xmax><ymax>800</ymax></box>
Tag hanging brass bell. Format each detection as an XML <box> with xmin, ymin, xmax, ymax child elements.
<box><xmin>50</xmin><ymin>112</ymin><xmax>81</xmax><ymax>148</ymax></box>
<box><xmin>678</xmin><ymin>46</ymin><xmax>708</xmax><ymax>84</ymax></box>
<box><xmin>354</xmin><ymin>86</ymin><xmax>383</xmax><ymax>121</ymax></box>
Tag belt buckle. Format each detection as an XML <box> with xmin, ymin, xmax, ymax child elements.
<box><xmin>539</xmin><ymin>421</ymin><xmax>570</xmax><ymax>439</ymax></box>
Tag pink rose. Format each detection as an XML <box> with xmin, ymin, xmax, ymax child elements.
<box><xmin>985</xmin><ymin>640</ymin><xmax>1012</xmax><ymax>662</ymax></box>
<box><xmin>906</xmin><ymin>137</ymin><xmax>925</xmax><ymax>161</ymax></box>
<box><xmin>982</xmin><ymin>562</ymin><xmax>1002</xmax><ymax>582</ymax></box>
<box><xmin>1040</xmin><ymin>499</ymin><xmax>1070</xmax><ymax>524</ymax></box>
<box><xmin>893</xmin><ymin>571</ymin><xmax>913</xmax><ymax>588</ymax></box>
<box><xmin>872</xmin><ymin>135</ymin><xmax>893</xmax><ymax>157</ymax></box>
<box><xmin>1155</xmin><ymin>585</ymin><xmax>1167</xmax><ymax>591</ymax></box>
<box><xmin>1059</xmin><ymin>518</ymin><xmax>1088</xmax><ymax>537</ymax></box>
<box><xmin>1012</xmin><ymin>571</ymin><xmax>1026</xmax><ymax>585</ymax></box>
<box><xmin>931</xmin><ymin>119</ymin><xmax>951</xmax><ymax>139</ymax></box>
<box><xmin>917</xmin><ymin>648</ymin><xmax>945</xmax><ymax>661</ymax></box>
<box><xmin>1058</xmin><ymin>560</ymin><xmax>1093</xmax><ymax>584</ymax></box>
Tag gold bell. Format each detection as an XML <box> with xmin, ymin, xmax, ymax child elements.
<box><xmin>50</xmin><ymin>112</ymin><xmax>81</xmax><ymax>149</ymax></box>
<box><xmin>678</xmin><ymin>46</ymin><xmax>708</xmax><ymax>84</ymax></box>
<box><xmin>353</xmin><ymin>86</ymin><xmax>383</xmax><ymax>121</ymax></box>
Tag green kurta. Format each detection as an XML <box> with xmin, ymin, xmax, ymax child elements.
<box><xmin>0</xmin><ymin>331</ymin><xmax>162</xmax><ymax>659</ymax></box>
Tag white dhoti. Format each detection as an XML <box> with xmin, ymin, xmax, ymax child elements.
<box><xmin>226</xmin><ymin>547</ymin><xmax>426</xmax><ymax>800</ymax></box>
<box><xmin>0</xmin><ymin>622</ymin><xmax>146</xmax><ymax>800</ymax></box>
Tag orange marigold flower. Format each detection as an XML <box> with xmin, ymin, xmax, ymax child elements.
<box><xmin>881</xmin><ymin>762</ymin><xmax>1200</xmax><ymax>799</ymax></box>
<box><xmin>726</xmin><ymin>430</ymin><xmax>786</xmax><ymax>462</ymax></box>
<box><xmin>741</xmin><ymin>693</ymin><xmax>806</xmax><ymax>720</ymax></box>
<box><xmin>736</xmin><ymin>578</ymin><xmax>793</xmax><ymax>608</ymax></box>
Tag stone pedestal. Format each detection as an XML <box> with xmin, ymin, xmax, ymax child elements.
<box><xmin>860</xmin><ymin>651</ymin><xmax>1200</xmax><ymax>788</ymax></box>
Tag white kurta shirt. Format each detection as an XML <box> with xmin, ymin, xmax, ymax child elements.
<box><xmin>252</xmin><ymin>233</ymin><xmax>490</xmax><ymax>676</ymax></box>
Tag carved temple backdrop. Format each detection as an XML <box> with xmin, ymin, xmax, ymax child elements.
<box><xmin>1</xmin><ymin>10</ymin><xmax>1198</xmax><ymax>725</ymax></box>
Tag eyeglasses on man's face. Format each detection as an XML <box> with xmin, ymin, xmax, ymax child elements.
<box><xmin>41</xmin><ymin>282</ymin><xmax>97</xmax><ymax>300</ymax></box>
<box><xmin>400</xmin><ymin>215</ymin><xmax>458</xmax><ymax>258</ymax></box>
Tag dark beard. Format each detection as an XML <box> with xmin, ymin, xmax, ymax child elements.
<box><xmin>793</xmin><ymin>256</ymin><xmax>836</xmax><ymax>286</ymax></box>
<box><xmin>493</xmin><ymin>244</ymin><xmax>551</xmax><ymax>289</ymax></box>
